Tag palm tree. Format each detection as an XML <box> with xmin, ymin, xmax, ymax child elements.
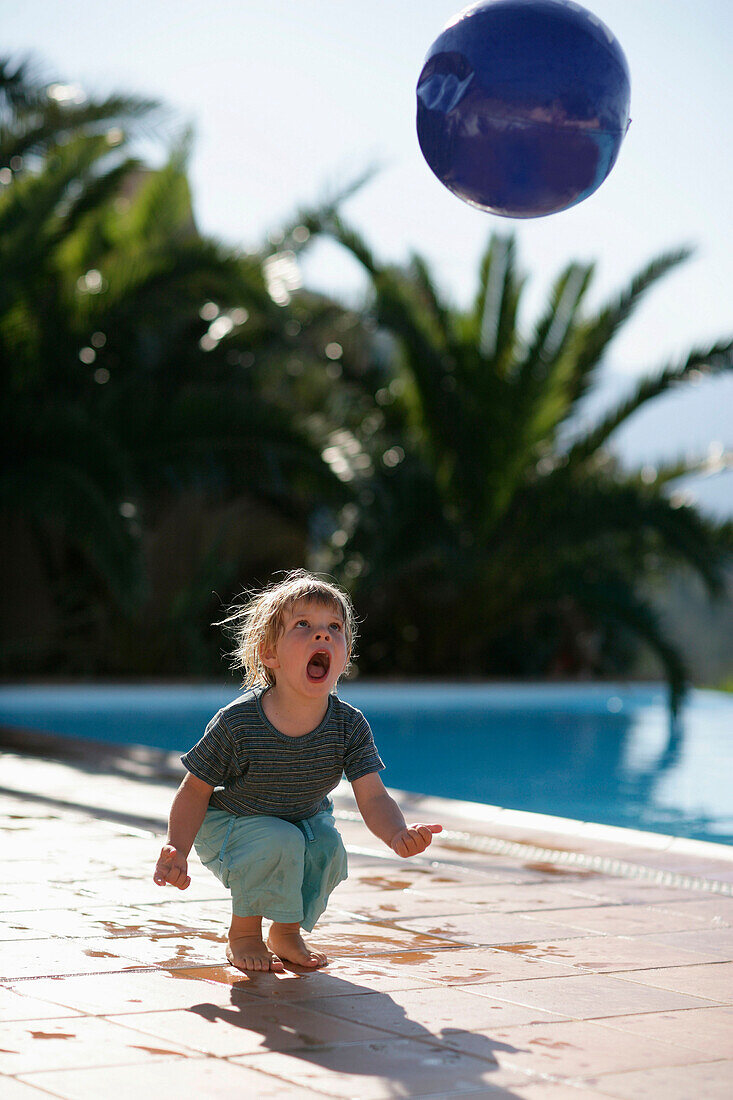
<box><xmin>304</xmin><ymin>216</ymin><xmax>733</xmax><ymax>714</ymax></box>
<box><xmin>1</xmin><ymin>57</ymin><xmax>347</xmax><ymax>672</ymax></box>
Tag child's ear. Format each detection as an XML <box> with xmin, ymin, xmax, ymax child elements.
<box><xmin>260</xmin><ymin>643</ymin><xmax>279</xmax><ymax>670</ymax></box>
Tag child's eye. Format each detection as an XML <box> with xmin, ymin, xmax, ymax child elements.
<box><xmin>330</xmin><ymin>622</ymin><xmax>342</xmax><ymax>631</ymax></box>
<box><xmin>296</xmin><ymin>620</ymin><xmax>309</xmax><ymax>628</ymax></box>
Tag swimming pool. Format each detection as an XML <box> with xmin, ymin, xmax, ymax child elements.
<box><xmin>1</xmin><ymin>682</ymin><xmax>731</xmax><ymax>846</ymax></box>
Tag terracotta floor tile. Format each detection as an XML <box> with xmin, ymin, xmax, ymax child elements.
<box><xmin>593</xmin><ymin>1006</ymin><xmax>733</xmax><ymax>1057</ymax></box>
<box><xmin>0</xmin><ymin>860</ymin><xmax>66</xmax><ymax>884</ymax></box>
<box><xmin>131</xmin><ymin>898</ymin><xmax>231</xmax><ymax>925</ymax></box>
<box><xmin>379</xmin><ymin>945</ymin><xmax>577</xmax><ymax>985</ymax></box>
<box><xmin>504</xmin><ymin>1084</ymin><xmax>622</xmax><ymax>1100</ymax></box>
<box><xmin>64</xmin><ymin>877</ymin><xmax>225</xmax><ymax>906</ymax></box>
<box><xmin>525</xmin><ymin>903</ymin><xmax>711</xmax><ymax>936</ymax></box>
<box><xmin>344</xmin><ymin>867</ymin><xmax>455</xmax><ymax>891</ymax></box>
<box><xmin>0</xmin><ymin>922</ymin><xmax>46</xmax><ymax>942</ymax></box>
<box><xmin>584</xmin><ymin>1058</ymin><xmax>731</xmax><ymax>1099</ymax></box>
<box><xmin>5</xmin><ymin>752</ymin><xmax>733</xmax><ymax>1100</ymax></box>
<box><xmin>492</xmin><ymin>934</ymin><xmax>723</xmax><ymax>973</ymax></box>
<box><xmin>0</xmin><ymin>1077</ymin><xmax>59</xmax><ymax>1100</ymax></box>
<box><xmin>194</xmin><ymin>960</ymin><xmax>434</xmax><ymax>1001</ymax></box>
<box><xmin>3</xmin><ymin>968</ymin><xmax>258</xmax><ymax>1015</ymax></box>
<box><xmin>343</xmin><ymin>866</ymin><xmax>491</xmax><ymax>892</ymax></box>
<box><xmin>296</xmin><ymin>919</ymin><xmax>461</xmax><ymax>959</ymax></box>
<box><xmin>1</xmin><ymin>884</ymin><xmax>88</xmax><ymax>913</ymax></box>
<box><xmin>332</xmin><ymin>893</ymin><xmax>481</xmax><ymax>918</ymax></box>
<box><xmin>10</xmin><ymin>905</ymin><xmax>224</xmax><ymax>942</ymax></box>
<box><xmin>397</xmin><ymin>912</ymin><xmax>601</xmax><ymax>947</ymax></box>
<box><xmin>640</xmin><ymin>927</ymin><xmax>733</xmax><ymax>960</ymax></box>
<box><xmin>616</xmin><ymin>961</ymin><xmax>733</xmax><ymax>1001</ymax></box>
<box><xmin>459</xmin><ymin>1017</ymin><xmax>701</xmax><ymax>1078</ymax></box>
<box><xmin>110</xmin><ymin>998</ymin><xmax>390</xmax><ymax>1057</ymax></box>
<box><xmin>0</xmin><ymin>939</ymin><xmax>146</xmax><ymax>981</ymax></box>
<box><xmin>406</xmin><ymin>881</ymin><xmax>614</xmax><ymax>914</ymax></box>
<box><xmin>556</xmin><ymin>880</ymin><xmax>707</xmax><ymax>905</ymax></box>
<box><xmin>0</xmin><ymin>1015</ymin><xmax>192</xmax><ymax>1075</ymax></box>
<box><xmin>645</xmin><ymin>896</ymin><xmax>733</xmax><ymax>924</ymax></box>
<box><xmin>301</xmin><ymin>985</ymin><xmax>567</xmax><ymax>1039</ymax></box>
<box><xmin>0</xmin><ymin>986</ymin><xmax>82</xmax><ymax>1023</ymax></box>
<box><xmin>18</xmin><ymin>1056</ymin><xmax>316</xmax><ymax>1100</ymax></box>
<box><xmin>467</xmin><ymin>972</ymin><xmax>719</xmax><ymax>1017</ymax></box>
<box><xmin>84</xmin><ymin>934</ymin><xmax>226</xmax><ymax>969</ymax></box>
<box><xmin>231</xmin><ymin>1038</ymin><xmax>527</xmax><ymax>1098</ymax></box>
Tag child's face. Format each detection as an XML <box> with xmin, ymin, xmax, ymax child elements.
<box><xmin>262</xmin><ymin>598</ymin><xmax>349</xmax><ymax>698</ymax></box>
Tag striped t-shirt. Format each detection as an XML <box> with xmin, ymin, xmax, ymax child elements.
<box><xmin>181</xmin><ymin>686</ymin><xmax>384</xmax><ymax>821</ymax></box>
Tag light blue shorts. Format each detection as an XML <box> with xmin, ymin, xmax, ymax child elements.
<box><xmin>193</xmin><ymin>803</ymin><xmax>348</xmax><ymax>932</ymax></box>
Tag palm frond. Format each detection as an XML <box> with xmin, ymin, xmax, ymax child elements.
<box><xmin>630</xmin><ymin>448</ymin><xmax>733</xmax><ymax>489</ymax></box>
<box><xmin>519</xmin><ymin>261</ymin><xmax>594</xmax><ymax>378</ymax></box>
<box><xmin>566</xmin><ymin>247</ymin><xmax>692</xmax><ymax>409</ymax></box>
<box><xmin>565</xmin><ymin>338</ymin><xmax>733</xmax><ymax>467</ymax></box>
<box><xmin>279</xmin><ymin>166</ymin><xmax>378</xmax><ymax>253</ymax></box>
<box><xmin>0</xmin><ymin>131</ymin><xmax>112</xmax><ymax>284</ymax></box>
<box><xmin>407</xmin><ymin>252</ymin><xmax>454</xmax><ymax>354</ymax></box>
<box><xmin>472</xmin><ymin>234</ymin><xmax>524</xmax><ymax>371</ymax></box>
<box><xmin>568</xmin><ymin>572</ymin><xmax>690</xmax><ymax>715</ymax></box>
<box><xmin>0</xmin><ymin>55</ymin><xmax>50</xmax><ymax>119</ymax></box>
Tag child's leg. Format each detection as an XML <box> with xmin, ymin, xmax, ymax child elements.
<box><xmin>228</xmin><ymin>913</ymin><xmax>283</xmax><ymax>973</ymax></box>
<box><xmin>267</xmin><ymin>805</ymin><xmax>348</xmax><ymax>967</ymax></box>
<box><xmin>194</xmin><ymin>807</ymin><xmax>344</xmax><ymax>970</ymax></box>
<box><xmin>297</xmin><ymin>806</ymin><xmax>349</xmax><ymax>932</ymax></box>
<box><xmin>194</xmin><ymin>809</ymin><xmax>308</xmax><ymax>971</ymax></box>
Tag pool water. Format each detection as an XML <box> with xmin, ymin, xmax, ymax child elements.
<box><xmin>1</xmin><ymin>682</ymin><xmax>731</xmax><ymax>846</ymax></box>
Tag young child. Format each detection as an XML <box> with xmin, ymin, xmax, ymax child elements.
<box><xmin>153</xmin><ymin>570</ymin><xmax>442</xmax><ymax>973</ymax></box>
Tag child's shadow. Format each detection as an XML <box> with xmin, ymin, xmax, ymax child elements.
<box><xmin>188</xmin><ymin>969</ymin><xmax>527</xmax><ymax>1094</ymax></box>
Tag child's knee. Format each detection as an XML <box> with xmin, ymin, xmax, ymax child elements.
<box><xmin>311</xmin><ymin>815</ymin><xmax>345</xmax><ymax>851</ymax></box>
<box><xmin>227</xmin><ymin>817</ymin><xmax>305</xmax><ymax>878</ymax></box>
<box><xmin>308</xmin><ymin>817</ymin><xmax>347</xmax><ymax>871</ymax></box>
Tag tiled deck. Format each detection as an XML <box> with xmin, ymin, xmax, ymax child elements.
<box><xmin>1</xmin><ymin>733</ymin><xmax>732</xmax><ymax>1099</ymax></box>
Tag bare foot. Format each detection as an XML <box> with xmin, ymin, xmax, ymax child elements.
<box><xmin>267</xmin><ymin>923</ymin><xmax>328</xmax><ymax>968</ymax></box>
<box><xmin>227</xmin><ymin>934</ymin><xmax>284</xmax><ymax>973</ymax></box>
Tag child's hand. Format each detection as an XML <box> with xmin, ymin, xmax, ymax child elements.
<box><xmin>391</xmin><ymin>823</ymin><xmax>442</xmax><ymax>858</ymax></box>
<box><xmin>153</xmin><ymin>844</ymin><xmax>191</xmax><ymax>889</ymax></box>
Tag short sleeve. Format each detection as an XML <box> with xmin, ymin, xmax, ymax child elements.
<box><xmin>181</xmin><ymin>710</ymin><xmax>238</xmax><ymax>787</ymax></box>
<box><xmin>343</xmin><ymin>712</ymin><xmax>385</xmax><ymax>782</ymax></box>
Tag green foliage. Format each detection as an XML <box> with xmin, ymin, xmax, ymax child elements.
<box><xmin>4</xmin><ymin>57</ymin><xmax>731</xmax><ymax>709</ymax></box>
<box><xmin>302</xmin><ymin>214</ymin><xmax>733</xmax><ymax>715</ymax></box>
<box><xmin>0</xmin><ymin>57</ymin><xmax>346</xmax><ymax>672</ymax></box>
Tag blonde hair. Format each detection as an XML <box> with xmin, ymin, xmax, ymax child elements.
<box><xmin>219</xmin><ymin>569</ymin><xmax>357</xmax><ymax>689</ymax></box>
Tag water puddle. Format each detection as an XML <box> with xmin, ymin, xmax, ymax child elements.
<box><xmin>374</xmin><ymin>951</ymin><xmax>437</xmax><ymax>965</ymax></box>
<box><xmin>29</xmin><ymin>1031</ymin><xmax>76</xmax><ymax>1040</ymax></box>
<box><xmin>130</xmin><ymin>1044</ymin><xmax>187</xmax><ymax>1057</ymax></box>
<box><xmin>98</xmin><ymin>919</ymin><xmax>223</xmax><ymax>944</ymax></box>
<box><xmin>439</xmin><ymin>970</ymin><xmax>495</xmax><ymax>984</ymax></box>
<box><xmin>492</xmin><ymin>943</ymin><xmax>539</xmax><ymax>955</ymax></box>
<box><xmin>525</xmin><ymin>862</ymin><xmax>596</xmax><ymax>878</ymax></box>
<box><xmin>356</xmin><ymin>876</ymin><xmax>420</xmax><ymax>890</ymax></box>
<box><xmin>493</xmin><ymin>942</ymin><xmax>572</xmax><ymax>958</ymax></box>
<box><xmin>164</xmin><ymin>966</ymin><xmax>250</xmax><ymax>985</ymax></box>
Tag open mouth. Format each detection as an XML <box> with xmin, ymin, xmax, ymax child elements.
<box><xmin>306</xmin><ymin>650</ymin><xmax>331</xmax><ymax>682</ymax></box>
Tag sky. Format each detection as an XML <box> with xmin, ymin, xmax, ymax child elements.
<box><xmin>5</xmin><ymin>0</ymin><xmax>733</xmax><ymax>514</ymax></box>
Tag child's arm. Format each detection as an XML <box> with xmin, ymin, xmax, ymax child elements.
<box><xmin>351</xmin><ymin>772</ymin><xmax>442</xmax><ymax>857</ymax></box>
<box><xmin>153</xmin><ymin>772</ymin><xmax>214</xmax><ymax>889</ymax></box>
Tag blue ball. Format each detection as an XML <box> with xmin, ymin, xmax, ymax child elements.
<box><xmin>416</xmin><ymin>0</ymin><xmax>631</xmax><ymax>218</ymax></box>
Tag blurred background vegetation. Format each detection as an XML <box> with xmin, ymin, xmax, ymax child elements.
<box><xmin>2</xmin><ymin>58</ymin><xmax>732</xmax><ymax>713</ymax></box>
